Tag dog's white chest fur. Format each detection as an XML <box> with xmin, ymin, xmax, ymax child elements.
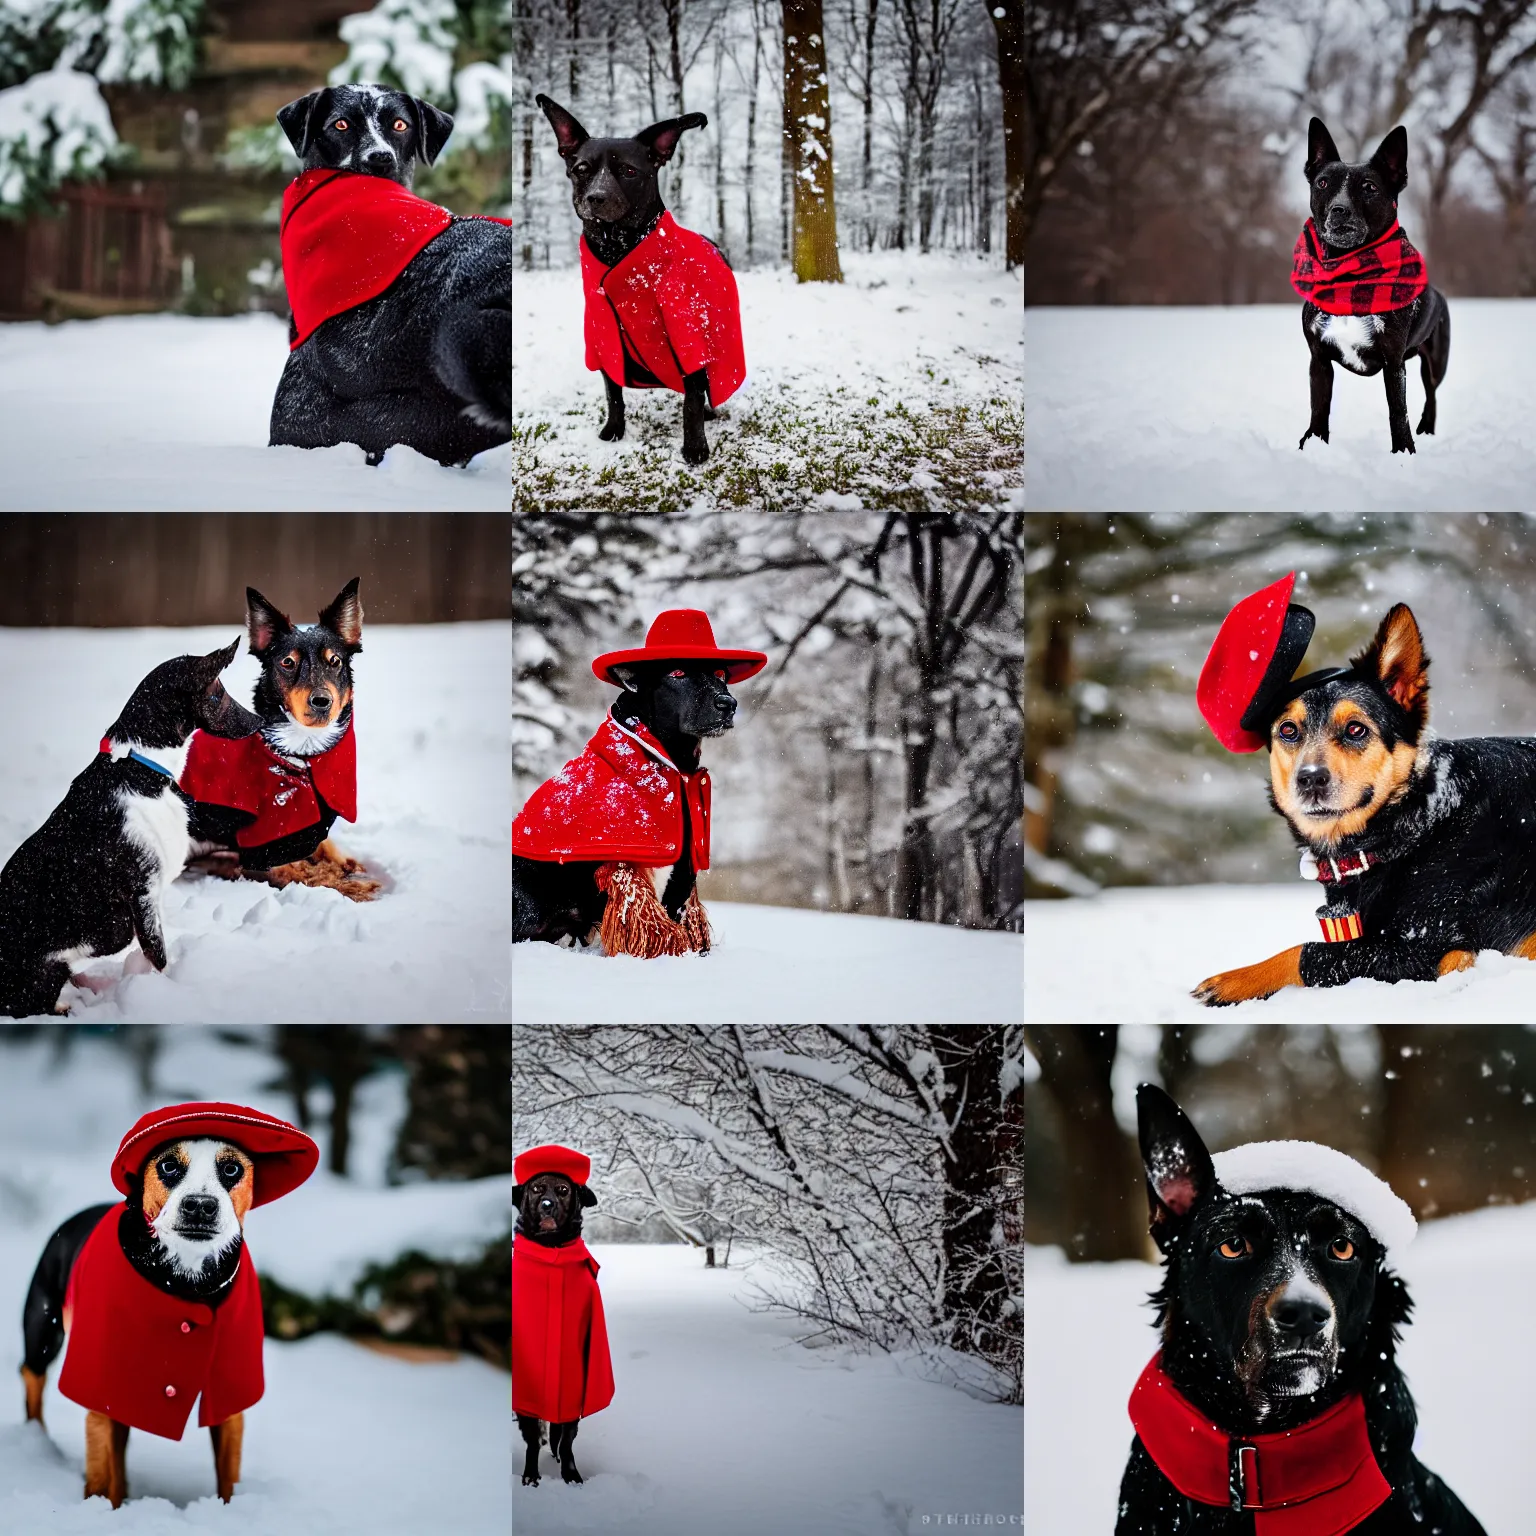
<box><xmin>118</xmin><ymin>785</ymin><xmax>190</xmax><ymax>895</ymax></box>
<box><xmin>1312</xmin><ymin>311</ymin><xmax>1381</xmax><ymax>373</ymax></box>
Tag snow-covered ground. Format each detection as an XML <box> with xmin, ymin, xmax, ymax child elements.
<box><xmin>512</xmin><ymin>901</ymin><xmax>1024</xmax><ymax>1023</ymax></box>
<box><xmin>0</xmin><ymin>1031</ymin><xmax>510</xmax><ymax>1532</ymax></box>
<box><xmin>1025</xmin><ymin>883</ymin><xmax>1536</xmax><ymax>1021</ymax></box>
<box><xmin>513</xmin><ymin>1243</ymin><xmax>1021</xmax><ymax>1536</ymax></box>
<box><xmin>512</xmin><ymin>251</ymin><xmax>1023</xmax><ymax>510</ymax></box>
<box><xmin>0</xmin><ymin>314</ymin><xmax>510</xmax><ymax>510</ymax></box>
<box><xmin>0</xmin><ymin>623</ymin><xmax>510</xmax><ymax>1022</ymax></box>
<box><xmin>1027</xmin><ymin>299</ymin><xmax>1536</xmax><ymax>510</ymax></box>
<box><xmin>1026</xmin><ymin>1200</ymin><xmax>1534</xmax><ymax>1535</ymax></box>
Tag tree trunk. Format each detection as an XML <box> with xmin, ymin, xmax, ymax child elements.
<box><xmin>745</xmin><ymin>21</ymin><xmax>761</xmax><ymax>261</ymax></box>
<box><xmin>782</xmin><ymin>0</ymin><xmax>843</xmax><ymax>281</ymax></box>
<box><xmin>862</xmin><ymin>0</ymin><xmax>878</xmax><ymax>250</ymax></box>
<box><xmin>989</xmin><ymin>0</ymin><xmax>1022</xmax><ymax>268</ymax></box>
<box><xmin>567</xmin><ymin>0</ymin><xmax>581</xmax><ymax>97</ymax></box>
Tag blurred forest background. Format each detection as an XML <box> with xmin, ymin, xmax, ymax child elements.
<box><xmin>1025</xmin><ymin>1023</ymin><xmax>1536</xmax><ymax>1262</ymax></box>
<box><xmin>1025</xmin><ymin>513</ymin><xmax>1536</xmax><ymax>899</ymax></box>
<box><xmin>514</xmin><ymin>510</ymin><xmax>1023</xmax><ymax>930</ymax></box>
<box><xmin>1026</xmin><ymin>0</ymin><xmax>1536</xmax><ymax>303</ymax></box>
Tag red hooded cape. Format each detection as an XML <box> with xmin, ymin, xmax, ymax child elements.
<box><xmin>581</xmin><ymin>212</ymin><xmax>746</xmax><ymax>407</ymax></box>
<box><xmin>280</xmin><ymin>168</ymin><xmax>512</xmax><ymax>348</ymax></box>
<box><xmin>58</xmin><ymin>1205</ymin><xmax>265</xmax><ymax>1439</ymax></box>
<box><xmin>1129</xmin><ymin>1355</ymin><xmax>1390</xmax><ymax>1535</ymax></box>
<box><xmin>512</xmin><ymin>1233</ymin><xmax>614</xmax><ymax>1422</ymax></box>
<box><xmin>512</xmin><ymin>717</ymin><xmax>710</xmax><ymax>869</ymax></box>
<box><xmin>181</xmin><ymin>721</ymin><xmax>356</xmax><ymax>856</ymax></box>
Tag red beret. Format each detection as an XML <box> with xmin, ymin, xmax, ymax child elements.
<box><xmin>1197</xmin><ymin>573</ymin><xmax>1317</xmax><ymax>753</ymax></box>
<box><xmin>112</xmin><ymin>1102</ymin><xmax>319</xmax><ymax>1207</ymax></box>
<box><xmin>514</xmin><ymin>1144</ymin><xmax>591</xmax><ymax>1188</ymax></box>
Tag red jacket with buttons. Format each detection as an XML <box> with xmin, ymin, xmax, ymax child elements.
<box><xmin>512</xmin><ymin>1234</ymin><xmax>614</xmax><ymax>1422</ymax></box>
<box><xmin>581</xmin><ymin>212</ymin><xmax>746</xmax><ymax>407</ymax></box>
<box><xmin>512</xmin><ymin>716</ymin><xmax>710</xmax><ymax>870</ymax></box>
<box><xmin>58</xmin><ymin>1205</ymin><xmax>264</xmax><ymax>1439</ymax></box>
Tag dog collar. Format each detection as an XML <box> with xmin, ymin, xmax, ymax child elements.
<box><xmin>1299</xmin><ymin>849</ymin><xmax>1382</xmax><ymax>942</ymax></box>
<box><xmin>99</xmin><ymin>737</ymin><xmax>176</xmax><ymax>779</ymax></box>
<box><xmin>1129</xmin><ymin>1356</ymin><xmax>1391</xmax><ymax>1534</ymax></box>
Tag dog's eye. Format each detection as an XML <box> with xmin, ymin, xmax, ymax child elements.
<box><xmin>333</xmin><ymin>118</ymin><xmax>349</xmax><ymax>132</ymax></box>
<box><xmin>391</xmin><ymin>118</ymin><xmax>408</xmax><ymax>132</ymax></box>
<box><xmin>1361</xmin><ymin>180</ymin><xmax>1376</xmax><ymax>195</ymax></box>
<box><xmin>620</xmin><ymin>165</ymin><xmax>638</xmax><ymax>178</ymax></box>
<box><xmin>1277</xmin><ymin>720</ymin><xmax>1300</xmax><ymax>741</ymax></box>
<box><xmin>670</xmin><ymin>669</ymin><xmax>685</xmax><ymax>678</ymax></box>
<box><xmin>157</xmin><ymin>1156</ymin><xmax>183</xmax><ymax>1184</ymax></box>
<box><xmin>1343</xmin><ymin>721</ymin><xmax>1368</xmax><ymax>741</ymax></box>
<box><xmin>1315</xmin><ymin>174</ymin><xmax>1329</xmax><ymax>188</ymax></box>
<box><xmin>280</xmin><ymin>655</ymin><xmax>297</xmax><ymax>671</ymax></box>
<box><xmin>715</xmin><ymin>670</ymin><xmax>726</xmax><ymax>680</ymax></box>
<box><xmin>1330</xmin><ymin>1237</ymin><xmax>1356</xmax><ymax>1260</ymax></box>
<box><xmin>1218</xmin><ymin>1237</ymin><xmax>1251</xmax><ymax>1259</ymax></box>
<box><xmin>218</xmin><ymin>1159</ymin><xmax>244</xmax><ymax>1184</ymax></box>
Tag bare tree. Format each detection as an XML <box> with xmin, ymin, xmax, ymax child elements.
<box><xmin>783</xmin><ymin>0</ymin><xmax>845</xmax><ymax>278</ymax></box>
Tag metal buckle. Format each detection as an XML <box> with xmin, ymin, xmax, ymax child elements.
<box><xmin>1229</xmin><ymin>1442</ymin><xmax>1259</xmax><ymax>1510</ymax></box>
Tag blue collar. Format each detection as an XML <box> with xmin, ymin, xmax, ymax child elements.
<box><xmin>99</xmin><ymin>737</ymin><xmax>176</xmax><ymax>779</ymax></box>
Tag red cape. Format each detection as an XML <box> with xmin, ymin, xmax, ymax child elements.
<box><xmin>1129</xmin><ymin>1355</ymin><xmax>1390</xmax><ymax>1535</ymax></box>
<box><xmin>512</xmin><ymin>716</ymin><xmax>710</xmax><ymax>869</ymax></box>
<box><xmin>581</xmin><ymin>212</ymin><xmax>746</xmax><ymax>407</ymax></box>
<box><xmin>512</xmin><ymin>1234</ymin><xmax>614</xmax><ymax>1422</ymax></box>
<box><xmin>181</xmin><ymin>720</ymin><xmax>357</xmax><ymax>852</ymax></box>
<box><xmin>280</xmin><ymin>168</ymin><xmax>512</xmax><ymax>348</ymax></box>
<box><xmin>58</xmin><ymin>1205</ymin><xmax>264</xmax><ymax>1439</ymax></box>
<box><xmin>1290</xmin><ymin>219</ymin><xmax>1428</xmax><ymax>316</ymax></box>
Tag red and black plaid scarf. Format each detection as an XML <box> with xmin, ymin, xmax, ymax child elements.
<box><xmin>1290</xmin><ymin>219</ymin><xmax>1428</xmax><ymax>316</ymax></box>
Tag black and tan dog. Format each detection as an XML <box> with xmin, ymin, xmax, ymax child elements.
<box><xmin>1120</xmin><ymin>1085</ymin><xmax>1484</xmax><ymax>1534</ymax></box>
<box><xmin>1196</xmin><ymin>597</ymin><xmax>1536</xmax><ymax>1003</ymax></box>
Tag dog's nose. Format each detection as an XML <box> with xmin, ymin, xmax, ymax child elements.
<box><xmin>1271</xmin><ymin>1294</ymin><xmax>1330</xmax><ymax>1339</ymax></box>
<box><xmin>363</xmin><ymin>149</ymin><xmax>395</xmax><ymax>174</ymax></box>
<box><xmin>309</xmin><ymin>691</ymin><xmax>332</xmax><ymax>711</ymax></box>
<box><xmin>1295</xmin><ymin>763</ymin><xmax>1330</xmax><ymax>796</ymax></box>
<box><xmin>180</xmin><ymin>1194</ymin><xmax>219</xmax><ymax>1225</ymax></box>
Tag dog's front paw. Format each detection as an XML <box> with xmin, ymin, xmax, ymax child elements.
<box><xmin>1391</xmin><ymin>435</ymin><xmax>1417</xmax><ymax>454</ymax></box>
<box><xmin>1298</xmin><ymin>425</ymin><xmax>1329</xmax><ymax>449</ymax></box>
<box><xmin>522</xmin><ymin>1471</ymin><xmax>541</xmax><ymax>1487</ymax></box>
<box><xmin>682</xmin><ymin>435</ymin><xmax>709</xmax><ymax>466</ymax></box>
<box><xmin>598</xmin><ymin>418</ymin><xmax>625</xmax><ymax>442</ymax></box>
<box><xmin>1192</xmin><ymin>946</ymin><xmax>1304</xmax><ymax>1007</ymax></box>
<box><xmin>560</xmin><ymin>1464</ymin><xmax>584</xmax><ymax>1485</ymax></box>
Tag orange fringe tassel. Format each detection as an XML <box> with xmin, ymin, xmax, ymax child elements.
<box><xmin>595</xmin><ymin>863</ymin><xmax>711</xmax><ymax>958</ymax></box>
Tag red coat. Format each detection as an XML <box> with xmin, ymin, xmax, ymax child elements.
<box><xmin>582</xmin><ymin>213</ymin><xmax>746</xmax><ymax>407</ymax></box>
<box><xmin>280</xmin><ymin>168</ymin><xmax>512</xmax><ymax>348</ymax></box>
<box><xmin>512</xmin><ymin>1234</ymin><xmax>614</xmax><ymax>1422</ymax></box>
<box><xmin>512</xmin><ymin>717</ymin><xmax>710</xmax><ymax>869</ymax></box>
<box><xmin>58</xmin><ymin>1205</ymin><xmax>265</xmax><ymax>1439</ymax></box>
<box><xmin>181</xmin><ymin>722</ymin><xmax>357</xmax><ymax>856</ymax></box>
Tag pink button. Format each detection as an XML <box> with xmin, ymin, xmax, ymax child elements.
<box><xmin>181</xmin><ymin>1322</ymin><xmax>192</xmax><ymax>1334</ymax></box>
<box><xmin>164</xmin><ymin>1385</ymin><xmax>176</xmax><ymax>1398</ymax></box>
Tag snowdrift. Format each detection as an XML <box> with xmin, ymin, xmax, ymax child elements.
<box><xmin>512</xmin><ymin>901</ymin><xmax>1024</xmax><ymax>1023</ymax></box>
<box><xmin>0</xmin><ymin>314</ymin><xmax>510</xmax><ymax>510</ymax></box>
<box><xmin>1028</xmin><ymin>299</ymin><xmax>1536</xmax><ymax>510</ymax></box>
<box><xmin>0</xmin><ymin>624</ymin><xmax>510</xmax><ymax>1022</ymax></box>
<box><xmin>1026</xmin><ymin>1200</ymin><xmax>1536</xmax><ymax>1534</ymax></box>
<box><xmin>513</xmin><ymin>1243</ymin><xmax>1022</xmax><ymax>1536</ymax></box>
<box><xmin>1025</xmin><ymin>883</ymin><xmax>1536</xmax><ymax>1021</ymax></box>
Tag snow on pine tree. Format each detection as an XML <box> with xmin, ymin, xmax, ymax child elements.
<box><xmin>512</xmin><ymin>1023</ymin><xmax>1024</xmax><ymax>1403</ymax></box>
<box><xmin>0</xmin><ymin>0</ymin><xmax>199</xmax><ymax>214</ymax></box>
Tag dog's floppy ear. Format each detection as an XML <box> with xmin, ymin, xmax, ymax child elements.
<box><xmin>511</xmin><ymin>1183</ymin><xmax>524</xmax><ymax>1205</ymax></box>
<box><xmin>576</xmin><ymin>1183</ymin><xmax>598</xmax><ymax>1208</ymax></box>
<box><xmin>1304</xmin><ymin>116</ymin><xmax>1341</xmax><ymax>181</ymax></box>
<box><xmin>1369</xmin><ymin>125</ymin><xmax>1409</xmax><ymax>194</ymax></box>
<box><xmin>318</xmin><ymin>576</ymin><xmax>364</xmax><ymax>652</ymax></box>
<box><xmin>636</xmin><ymin>113</ymin><xmax>708</xmax><ymax>165</ymax></box>
<box><xmin>610</xmin><ymin>662</ymin><xmax>642</xmax><ymax>692</ymax></box>
<box><xmin>536</xmin><ymin>95</ymin><xmax>591</xmax><ymax>160</ymax></box>
<box><xmin>246</xmin><ymin>587</ymin><xmax>293</xmax><ymax>655</ymax></box>
<box><xmin>410</xmin><ymin>97</ymin><xmax>454</xmax><ymax>165</ymax></box>
<box><xmin>1352</xmin><ymin>603</ymin><xmax>1429</xmax><ymax>733</ymax></box>
<box><xmin>277</xmin><ymin>89</ymin><xmax>330</xmax><ymax>159</ymax></box>
<box><xmin>1136</xmin><ymin>1083</ymin><xmax>1216</xmax><ymax>1254</ymax></box>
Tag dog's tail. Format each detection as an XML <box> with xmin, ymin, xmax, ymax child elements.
<box><xmin>21</xmin><ymin>1203</ymin><xmax>113</xmax><ymax>1421</ymax></box>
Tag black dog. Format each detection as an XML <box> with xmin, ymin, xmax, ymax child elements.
<box><xmin>1119</xmin><ymin>1084</ymin><xmax>1485</xmax><ymax>1535</ymax></box>
<box><xmin>515</xmin><ymin>1170</ymin><xmax>598</xmax><ymax>1486</ymax></box>
<box><xmin>1197</xmin><ymin>602</ymin><xmax>1536</xmax><ymax>1003</ymax></box>
<box><xmin>513</xmin><ymin>661</ymin><xmax>737</xmax><ymax>945</ymax></box>
<box><xmin>0</xmin><ymin>643</ymin><xmax>259</xmax><ymax>1018</ymax></box>
<box><xmin>269</xmin><ymin>83</ymin><xmax>512</xmax><ymax>467</ymax></box>
<box><xmin>1298</xmin><ymin>119</ymin><xmax>1450</xmax><ymax>456</ymax></box>
<box><xmin>536</xmin><ymin>95</ymin><xmax>737</xmax><ymax>466</ymax></box>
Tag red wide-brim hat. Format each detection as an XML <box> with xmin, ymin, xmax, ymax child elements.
<box><xmin>514</xmin><ymin>1144</ymin><xmax>591</xmax><ymax>1188</ymax></box>
<box><xmin>1198</xmin><ymin>573</ymin><xmax>1330</xmax><ymax>753</ymax></box>
<box><xmin>111</xmin><ymin>1102</ymin><xmax>319</xmax><ymax>1207</ymax></box>
<box><xmin>592</xmin><ymin>608</ymin><xmax>768</xmax><ymax>686</ymax></box>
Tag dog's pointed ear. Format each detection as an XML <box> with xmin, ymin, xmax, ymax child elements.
<box><xmin>277</xmin><ymin>89</ymin><xmax>330</xmax><ymax>159</ymax></box>
<box><xmin>636</xmin><ymin>112</ymin><xmax>708</xmax><ymax>165</ymax></box>
<box><xmin>1304</xmin><ymin>116</ymin><xmax>1341</xmax><ymax>181</ymax></box>
<box><xmin>511</xmin><ymin>1183</ymin><xmax>524</xmax><ymax>1206</ymax></box>
<box><xmin>1352</xmin><ymin>604</ymin><xmax>1429</xmax><ymax>732</ymax></box>
<box><xmin>318</xmin><ymin>577</ymin><xmax>364</xmax><ymax>651</ymax></box>
<box><xmin>209</xmin><ymin>637</ymin><xmax>240</xmax><ymax>671</ymax></box>
<box><xmin>1137</xmin><ymin>1083</ymin><xmax>1216</xmax><ymax>1253</ymax></box>
<box><xmin>610</xmin><ymin>663</ymin><xmax>641</xmax><ymax>692</ymax></box>
<box><xmin>1370</xmin><ymin>125</ymin><xmax>1409</xmax><ymax>193</ymax></box>
<box><xmin>536</xmin><ymin>95</ymin><xmax>591</xmax><ymax>160</ymax></box>
<box><xmin>576</xmin><ymin>1183</ymin><xmax>598</xmax><ymax>1208</ymax></box>
<box><xmin>246</xmin><ymin>587</ymin><xmax>293</xmax><ymax>655</ymax></box>
<box><xmin>410</xmin><ymin>97</ymin><xmax>454</xmax><ymax>165</ymax></box>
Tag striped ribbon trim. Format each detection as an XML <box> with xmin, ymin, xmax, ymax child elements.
<box><xmin>1318</xmin><ymin>911</ymin><xmax>1364</xmax><ymax>943</ymax></box>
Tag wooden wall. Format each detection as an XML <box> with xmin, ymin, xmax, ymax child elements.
<box><xmin>0</xmin><ymin>514</ymin><xmax>509</xmax><ymax>626</ymax></box>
